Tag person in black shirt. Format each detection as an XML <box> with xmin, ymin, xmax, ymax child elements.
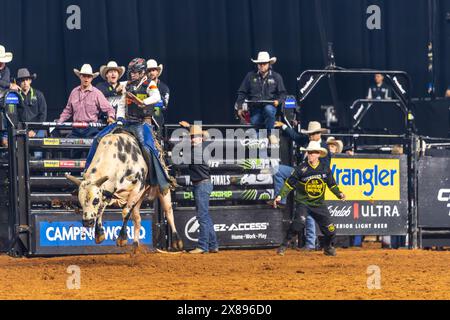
<box><xmin>236</xmin><ymin>51</ymin><xmax>287</xmax><ymax>145</ymax></box>
<box><xmin>274</xmin><ymin>141</ymin><xmax>346</xmax><ymax>257</ymax></box>
<box><xmin>147</xmin><ymin>59</ymin><xmax>169</xmax><ymax>129</ymax></box>
<box><xmin>0</xmin><ymin>45</ymin><xmax>20</xmax><ymax>147</ymax></box>
<box><xmin>180</xmin><ymin>120</ymin><xmax>218</xmax><ymax>254</ymax></box>
<box><xmin>15</xmin><ymin>68</ymin><xmax>47</xmax><ymax>125</ymax></box>
<box><xmin>367</xmin><ymin>73</ymin><xmax>391</xmax><ymax>100</ymax></box>
<box><xmin>272</xmin><ymin>121</ymin><xmax>331</xmax><ymax>251</ymax></box>
<box><xmin>96</xmin><ymin>61</ymin><xmax>126</xmax><ymax>112</ymax></box>
<box><xmin>15</xmin><ymin>68</ymin><xmax>47</xmax><ymax>159</ymax></box>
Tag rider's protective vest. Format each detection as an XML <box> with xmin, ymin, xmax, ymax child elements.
<box><xmin>125</xmin><ymin>79</ymin><xmax>159</xmax><ymax>122</ymax></box>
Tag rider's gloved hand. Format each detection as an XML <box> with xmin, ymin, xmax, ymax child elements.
<box><xmin>116</xmin><ymin>118</ymin><xmax>125</xmax><ymax>126</ymax></box>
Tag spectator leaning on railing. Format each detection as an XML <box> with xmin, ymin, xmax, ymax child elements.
<box><xmin>57</xmin><ymin>64</ymin><xmax>115</xmax><ymax>138</ymax></box>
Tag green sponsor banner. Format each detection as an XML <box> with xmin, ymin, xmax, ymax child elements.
<box><xmin>178</xmin><ymin>189</ymin><xmax>274</xmax><ymax>201</ymax></box>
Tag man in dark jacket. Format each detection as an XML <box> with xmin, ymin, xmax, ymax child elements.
<box><xmin>367</xmin><ymin>73</ymin><xmax>391</xmax><ymax>100</ymax></box>
<box><xmin>236</xmin><ymin>51</ymin><xmax>287</xmax><ymax>145</ymax></box>
<box><xmin>147</xmin><ymin>59</ymin><xmax>169</xmax><ymax>129</ymax></box>
<box><xmin>96</xmin><ymin>61</ymin><xmax>126</xmax><ymax>111</ymax></box>
<box><xmin>16</xmin><ymin>68</ymin><xmax>47</xmax><ymax>158</ymax></box>
<box><xmin>0</xmin><ymin>45</ymin><xmax>20</xmax><ymax>147</ymax></box>
<box><xmin>16</xmin><ymin>68</ymin><xmax>47</xmax><ymax>125</ymax></box>
<box><xmin>179</xmin><ymin>120</ymin><xmax>218</xmax><ymax>254</ymax></box>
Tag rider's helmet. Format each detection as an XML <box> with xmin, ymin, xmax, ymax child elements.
<box><xmin>127</xmin><ymin>58</ymin><xmax>147</xmax><ymax>81</ymax></box>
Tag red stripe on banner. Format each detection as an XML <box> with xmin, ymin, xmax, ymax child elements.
<box><xmin>353</xmin><ymin>203</ymin><xmax>359</xmax><ymax>220</ymax></box>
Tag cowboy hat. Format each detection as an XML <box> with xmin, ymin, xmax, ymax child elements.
<box><xmin>251</xmin><ymin>51</ymin><xmax>277</xmax><ymax>65</ymax></box>
<box><xmin>73</xmin><ymin>64</ymin><xmax>99</xmax><ymax>78</ymax></box>
<box><xmin>300</xmin><ymin>140</ymin><xmax>328</xmax><ymax>158</ymax></box>
<box><xmin>146</xmin><ymin>59</ymin><xmax>163</xmax><ymax>76</ymax></box>
<box><xmin>189</xmin><ymin>125</ymin><xmax>209</xmax><ymax>138</ymax></box>
<box><xmin>99</xmin><ymin>61</ymin><xmax>125</xmax><ymax>80</ymax></box>
<box><xmin>0</xmin><ymin>45</ymin><xmax>13</xmax><ymax>63</ymax></box>
<box><xmin>300</xmin><ymin>121</ymin><xmax>329</xmax><ymax>135</ymax></box>
<box><xmin>16</xmin><ymin>68</ymin><xmax>37</xmax><ymax>82</ymax></box>
<box><xmin>326</xmin><ymin>137</ymin><xmax>344</xmax><ymax>154</ymax></box>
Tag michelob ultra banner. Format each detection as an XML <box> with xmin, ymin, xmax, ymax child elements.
<box><xmin>325</xmin><ymin>157</ymin><xmax>401</xmax><ymax>201</ymax></box>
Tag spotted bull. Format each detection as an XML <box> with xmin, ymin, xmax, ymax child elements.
<box><xmin>66</xmin><ymin>132</ymin><xmax>183</xmax><ymax>251</ymax></box>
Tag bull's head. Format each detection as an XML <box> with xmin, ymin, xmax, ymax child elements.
<box><xmin>66</xmin><ymin>174</ymin><xmax>109</xmax><ymax>228</ymax></box>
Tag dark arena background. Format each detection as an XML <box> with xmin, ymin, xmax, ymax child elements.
<box><xmin>0</xmin><ymin>0</ymin><xmax>450</xmax><ymax>301</ymax></box>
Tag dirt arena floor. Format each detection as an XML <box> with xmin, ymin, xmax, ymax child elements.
<box><xmin>0</xmin><ymin>245</ymin><xmax>449</xmax><ymax>300</ymax></box>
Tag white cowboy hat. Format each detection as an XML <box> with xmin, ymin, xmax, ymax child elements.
<box><xmin>251</xmin><ymin>51</ymin><xmax>277</xmax><ymax>65</ymax></box>
<box><xmin>0</xmin><ymin>45</ymin><xmax>13</xmax><ymax>63</ymax></box>
<box><xmin>73</xmin><ymin>64</ymin><xmax>99</xmax><ymax>78</ymax></box>
<box><xmin>99</xmin><ymin>61</ymin><xmax>126</xmax><ymax>80</ymax></box>
<box><xmin>326</xmin><ymin>137</ymin><xmax>344</xmax><ymax>154</ymax></box>
<box><xmin>300</xmin><ymin>121</ymin><xmax>329</xmax><ymax>135</ymax></box>
<box><xmin>301</xmin><ymin>140</ymin><xmax>328</xmax><ymax>158</ymax></box>
<box><xmin>146</xmin><ymin>59</ymin><xmax>163</xmax><ymax>76</ymax></box>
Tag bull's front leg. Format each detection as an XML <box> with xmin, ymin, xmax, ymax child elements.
<box><xmin>116</xmin><ymin>205</ymin><xmax>133</xmax><ymax>247</ymax></box>
<box><xmin>95</xmin><ymin>205</ymin><xmax>106</xmax><ymax>244</ymax></box>
<box><xmin>116</xmin><ymin>188</ymin><xmax>146</xmax><ymax>247</ymax></box>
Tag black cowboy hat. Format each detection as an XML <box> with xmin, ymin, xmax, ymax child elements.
<box><xmin>16</xmin><ymin>68</ymin><xmax>37</xmax><ymax>81</ymax></box>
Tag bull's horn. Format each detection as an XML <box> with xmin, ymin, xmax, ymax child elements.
<box><xmin>66</xmin><ymin>174</ymin><xmax>82</xmax><ymax>186</ymax></box>
<box><xmin>95</xmin><ymin>176</ymin><xmax>109</xmax><ymax>187</ymax></box>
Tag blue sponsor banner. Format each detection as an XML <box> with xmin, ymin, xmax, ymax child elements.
<box><xmin>285</xmin><ymin>97</ymin><xmax>296</xmax><ymax>109</ymax></box>
<box><xmin>39</xmin><ymin>220</ymin><xmax>152</xmax><ymax>247</ymax></box>
<box><xmin>5</xmin><ymin>92</ymin><xmax>20</xmax><ymax>104</ymax></box>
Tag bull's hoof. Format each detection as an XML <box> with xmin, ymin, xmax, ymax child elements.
<box><xmin>116</xmin><ymin>237</ymin><xmax>128</xmax><ymax>247</ymax></box>
<box><xmin>95</xmin><ymin>233</ymin><xmax>106</xmax><ymax>244</ymax></box>
<box><xmin>171</xmin><ymin>233</ymin><xmax>184</xmax><ymax>251</ymax></box>
<box><xmin>171</xmin><ymin>239</ymin><xmax>184</xmax><ymax>251</ymax></box>
<box><xmin>132</xmin><ymin>241</ymin><xmax>139</xmax><ymax>254</ymax></box>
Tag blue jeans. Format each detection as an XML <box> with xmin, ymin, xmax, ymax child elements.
<box><xmin>193</xmin><ymin>181</ymin><xmax>217</xmax><ymax>251</ymax></box>
<box><xmin>68</xmin><ymin>127</ymin><xmax>100</xmax><ymax>139</ymax></box>
<box><xmin>353</xmin><ymin>236</ymin><xmax>363</xmax><ymax>247</ymax></box>
<box><xmin>305</xmin><ymin>216</ymin><xmax>316</xmax><ymax>249</ymax></box>
<box><xmin>273</xmin><ymin>164</ymin><xmax>317</xmax><ymax>248</ymax></box>
<box><xmin>273</xmin><ymin>164</ymin><xmax>294</xmax><ymax>205</ymax></box>
<box><xmin>127</xmin><ymin>122</ymin><xmax>159</xmax><ymax>158</ymax></box>
<box><xmin>250</xmin><ymin>104</ymin><xmax>276</xmax><ymax>136</ymax></box>
<box><xmin>1</xmin><ymin>116</ymin><xmax>7</xmax><ymax>140</ymax></box>
<box><xmin>390</xmin><ymin>235</ymin><xmax>406</xmax><ymax>249</ymax></box>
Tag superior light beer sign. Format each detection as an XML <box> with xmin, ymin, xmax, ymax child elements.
<box><xmin>324</xmin><ymin>156</ymin><xmax>407</xmax><ymax>235</ymax></box>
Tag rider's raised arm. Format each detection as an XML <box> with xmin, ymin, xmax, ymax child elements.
<box><xmin>142</xmin><ymin>80</ymin><xmax>161</xmax><ymax>106</ymax></box>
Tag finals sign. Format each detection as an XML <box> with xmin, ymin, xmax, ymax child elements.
<box><xmin>325</xmin><ymin>158</ymin><xmax>400</xmax><ymax>201</ymax></box>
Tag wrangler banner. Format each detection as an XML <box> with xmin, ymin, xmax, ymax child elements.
<box><xmin>325</xmin><ymin>155</ymin><xmax>408</xmax><ymax>235</ymax></box>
